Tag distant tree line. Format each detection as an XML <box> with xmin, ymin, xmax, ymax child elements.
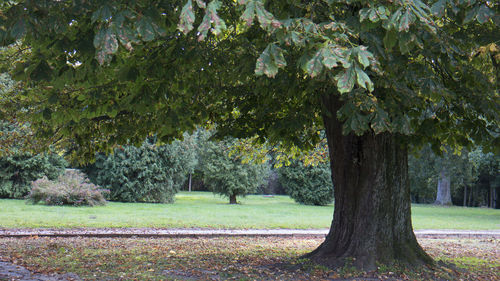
<box><xmin>409</xmin><ymin>146</ymin><xmax>499</xmax><ymax>208</ymax></box>
<box><xmin>1</xmin><ymin>121</ymin><xmax>497</xmax><ymax>208</ymax></box>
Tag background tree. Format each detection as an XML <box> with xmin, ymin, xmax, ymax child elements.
<box><xmin>199</xmin><ymin>137</ymin><xmax>269</xmax><ymax>204</ymax></box>
<box><xmin>0</xmin><ymin>122</ymin><xmax>67</xmax><ymax>198</ymax></box>
<box><xmin>86</xmin><ymin>135</ymin><xmax>197</xmax><ymax>203</ymax></box>
<box><xmin>1</xmin><ymin>0</ymin><xmax>498</xmax><ymax>270</ymax></box>
<box><xmin>469</xmin><ymin>148</ymin><xmax>499</xmax><ymax>208</ymax></box>
<box><xmin>0</xmin><ymin>46</ymin><xmax>66</xmax><ymax>199</ymax></box>
<box><xmin>408</xmin><ymin>146</ymin><xmax>498</xmax><ymax>207</ymax></box>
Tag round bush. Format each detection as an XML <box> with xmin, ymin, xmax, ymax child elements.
<box><xmin>278</xmin><ymin>161</ymin><xmax>333</xmax><ymax>206</ymax></box>
<box><xmin>27</xmin><ymin>169</ymin><xmax>108</xmax><ymax>206</ymax></box>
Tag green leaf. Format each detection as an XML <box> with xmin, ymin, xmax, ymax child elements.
<box><xmin>430</xmin><ymin>0</ymin><xmax>447</xmax><ymax>17</ymax></box>
<box><xmin>377</xmin><ymin>6</ymin><xmax>388</xmax><ymax>20</ymax></box>
<box><xmin>270</xmin><ymin>44</ymin><xmax>287</xmax><ymax>68</ymax></box>
<box><xmin>93</xmin><ymin>27</ymin><xmax>118</xmax><ymax>64</ymax></box>
<box><xmin>197</xmin><ymin>0</ymin><xmax>226</xmax><ymax>41</ymax></box>
<box><xmin>91</xmin><ymin>5</ymin><xmax>112</xmax><ymax>23</ymax></box>
<box><xmin>255</xmin><ymin>44</ymin><xmax>286</xmax><ymax>78</ymax></box>
<box><xmin>116</xmin><ymin>26</ymin><xmax>140</xmax><ymax>51</ymax></box>
<box><xmin>359</xmin><ymin>8</ymin><xmax>370</xmax><ymax>22</ymax></box>
<box><xmin>370</xmin><ymin>108</ymin><xmax>391</xmax><ymax>134</ymax></box>
<box><xmin>476</xmin><ymin>5</ymin><xmax>495</xmax><ymax>24</ymax></box>
<box><xmin>369</xmin><ymin>9</ymin><xmax>379</xmax><ymax>22</ymax></box>
<box><xmin>255</xmin><ymin>1</ymin><xmax>279</xmax><ymax>30</ymax></box>
<box><xmin>136</xmin><ymin>17</ymin><xmax>156</xmax><ymax>41</ymax></box>
<box><xmin>493</xmin><ymin>15</ymin><xmax>500</xmax><ymax>27</ymax></box>
<box><xmin>343</xmin><ymin>112</ymin><xmax>370</xmax><ymax>135</ymax></box>
<box><xmin>383</xmin><ymin>29</ymin><xmax>398</xmax><ymax>50</ymax></box>
<box><xmin>93</xmin><ymin>28</ymin><xmax>105</xmax><ymax>49</ymax></box>
<box><xmin>335</xmin><ymin>67</ymin><xmax>355</xmax><ymax>94</ymax></box>
<box><xmin>386</xmin><ymin>8</ymin><xmax>402</xmax><ymax>29</ymax></box>
<box><xmin>398</xmin><ymin>10</ymin><xmax>414</xmax><ymax>32</ymax></box>
<box><xmin>356</xmin><ymin>47</ymin><xmax>373</xmax><ymax>68</ymax></box>
<box><xmin>94</xmin><ymin>28</ymin><xmax>118</xmax><ymax>54</ymax></box>
<box><xmin>355</xmin><ymin>65</ymin><xmax>374</xmax><ymax>92</ymax></box>
<box><xmin>320</xmin><ymin>46</ymin><xmax>342</xmax><ymax>69</ymax></box>
<box><xmin>194</xmin><ymin>0</ymin><xmax>206</xmax><ymax>9</ymax></box>
<box><xmin>464</xmin><ymin>6</ymin><xmax>479</xmax><ymax>23</ymax></box>
<box><xmin>305</xmin><ymin>50</ymin><xmax>323</xmax><ymax>78</ymax></box>
<box><xmin>393</xmin><ymin>115</ymin><xmax>412</xmax><ymax>135</ymax></box>
<box><xmin>104</xmin><ymin>29</ymin><xmax>119</xmax><ymax>54</ymax></box>
<box><xmin>290</xmin><ymin>31</ymin><xmax>305</xmax><ymax>46</ymax></box>
<box><xmin>240</xmin><ymin>0</ymin><xmax>256</xmax><ymax>26</ymax></box>
<box><xmin>178</xmin><ymin>0</ymin><xmax>195</xmax><ymax>34</ymax></box>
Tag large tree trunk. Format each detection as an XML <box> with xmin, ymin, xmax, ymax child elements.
<box><xmin>435</xmin><ymin>168</ymin><xmax>452</xmax><ymax>205</ymax></box>
<box><xmin>304</xmin><ymin>94</ymin><xmax>433</xmax><ymax>270</ymax></box>
<box><xmin>229</xmin><ymin>194</ymin><xmax>237</xmax><ymax>204</ymax></box>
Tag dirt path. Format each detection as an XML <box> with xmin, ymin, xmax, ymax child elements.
<box><xmin>0</xmin><ymin>228</ymin><xmax>499</xmax><ymax>238</ymax></box>
<box><xmin>0</xmin><ymin>261</ymin><xmax>80</xmax><ymax>281</ymax></box>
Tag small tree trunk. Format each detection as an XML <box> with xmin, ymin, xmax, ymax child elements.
<box><xmin>229</xmin><ymin>194</ymin><xmax>237</xmax><ymax>204</ymax></box>
<box><xmin>463</xmin><ymin>185</ymin><xmax>467</xmax><ymax>207</ymax></box>
<box><xmin>489</xmin><ymin>178</ymin><xmax>494</xmax><ymax>208</ymax></box>
<box><xmin>188</xmin><ymin>174</ymin><xmax>192</xmax><ymax>192</ymax></box>
<box><xmin>490</xmin><ymin>187</ymin><xmax>494</xmax><ymax>208</ymax></box>
<box><xmin>495</xmin><ymin>185</ymin><xmax>500</xmax><ymax>209</ymax></box>
<box><xmin>304</xmin><ymin>94</ymin><xmax>433</xmax><ymax>270</ymax></box>
<box><xmin>468</xmin><ymin>187</ymin><xmax>473</xmax><ymax>207</ymax></box>
<box><xmin>435</xmin><ymin>169</ymin><xmax>452</xmax><ymax>205</ymax></box>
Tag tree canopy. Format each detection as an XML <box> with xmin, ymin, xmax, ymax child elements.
<box><xmin>0</xmin><ymin>0</ymin><xmax>497</xmax><ymax>157</ymax></box>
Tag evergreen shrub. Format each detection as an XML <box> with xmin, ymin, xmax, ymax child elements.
<box><xmin>91</xmin><ymin>136</ymin><xmax>197</xmax><ymax>203</ymax></box>
<box><xmin>278</xmin><ymin>161</ymin><xmax>333</xmax><ymax>206</ymax></box>
<box><xmin>0</xmin><ymin>151</ymin><xmax>67</xmax><ymax>199</ymax></box>
<box><xmin>27</xmin><ymin>169</ymin><xmax>108</xmax><ymax>206</ymax></box>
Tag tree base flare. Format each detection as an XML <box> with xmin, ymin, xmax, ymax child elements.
<box><xmin>317</xmin><ymin>94</ymin><xmax>434</xmax><ymax>271</ymax></box>
<box><xmin>302</xmin><ymin>237</ymin><xmax>434</xmax><ymax>271</ymax></box>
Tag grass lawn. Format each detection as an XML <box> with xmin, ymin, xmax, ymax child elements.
<box><xmin>0</xmin><ymin>237</ymin><xmax>498</xmax><ymax>280</ymax></box>
<box><xmin>0</xmin><ymin>191</ymin><xmax>499</xmax><ymax>229</ymax></box>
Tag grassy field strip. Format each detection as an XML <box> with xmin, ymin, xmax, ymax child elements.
<box><xmin>0</xmin><ymin>192</ymin><xmax>499</xmax><ymax>229</ymax></box>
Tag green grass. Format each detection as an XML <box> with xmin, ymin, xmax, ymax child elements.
<box><xmin>0</xmin><ymin>191</ymin><xmax>499</xmax><ymax>229</ymax></box>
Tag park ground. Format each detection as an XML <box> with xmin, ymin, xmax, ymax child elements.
<box><xmin>0</xmin><ymin>192</ymin><xmax>499</xmax><ymax>280</ymax></box>
<box><xmin>0</xmin><ymin>237</ymin><xmax>498</xmax><ymax>280</ymax></box>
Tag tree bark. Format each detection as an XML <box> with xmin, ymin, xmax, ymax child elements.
<box><xmin>496</xmin><ymin>185</ymin><xmax>499</xmax><ymax>209</ymax></box>
<box><xmin>463</xmin><ymin>185</ymin><xmax>467</xmax><ymax>207</ymax></box>
<box><xmin>468</xmin><ymin>186</ymin><xmax>473</xmax><ymax>206</ymax></box>
<box><xmin>435</xmin><ymin>168</ymin><xmax>452</xmax><ymax>205</ymax></box>
<box><xmin>489</xmin><ymin>179</ymin><xmax>494</xmax><ymax>208</ymax></box>
<box><xmin>303</xmin><ymin>94</ymin><xmax>433</xmax><ymax>270</ymax></box>
<box><xmin>229</xmin><ymin>194</ymin><xmax>237</xmax><ymax>204</ymax></box>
